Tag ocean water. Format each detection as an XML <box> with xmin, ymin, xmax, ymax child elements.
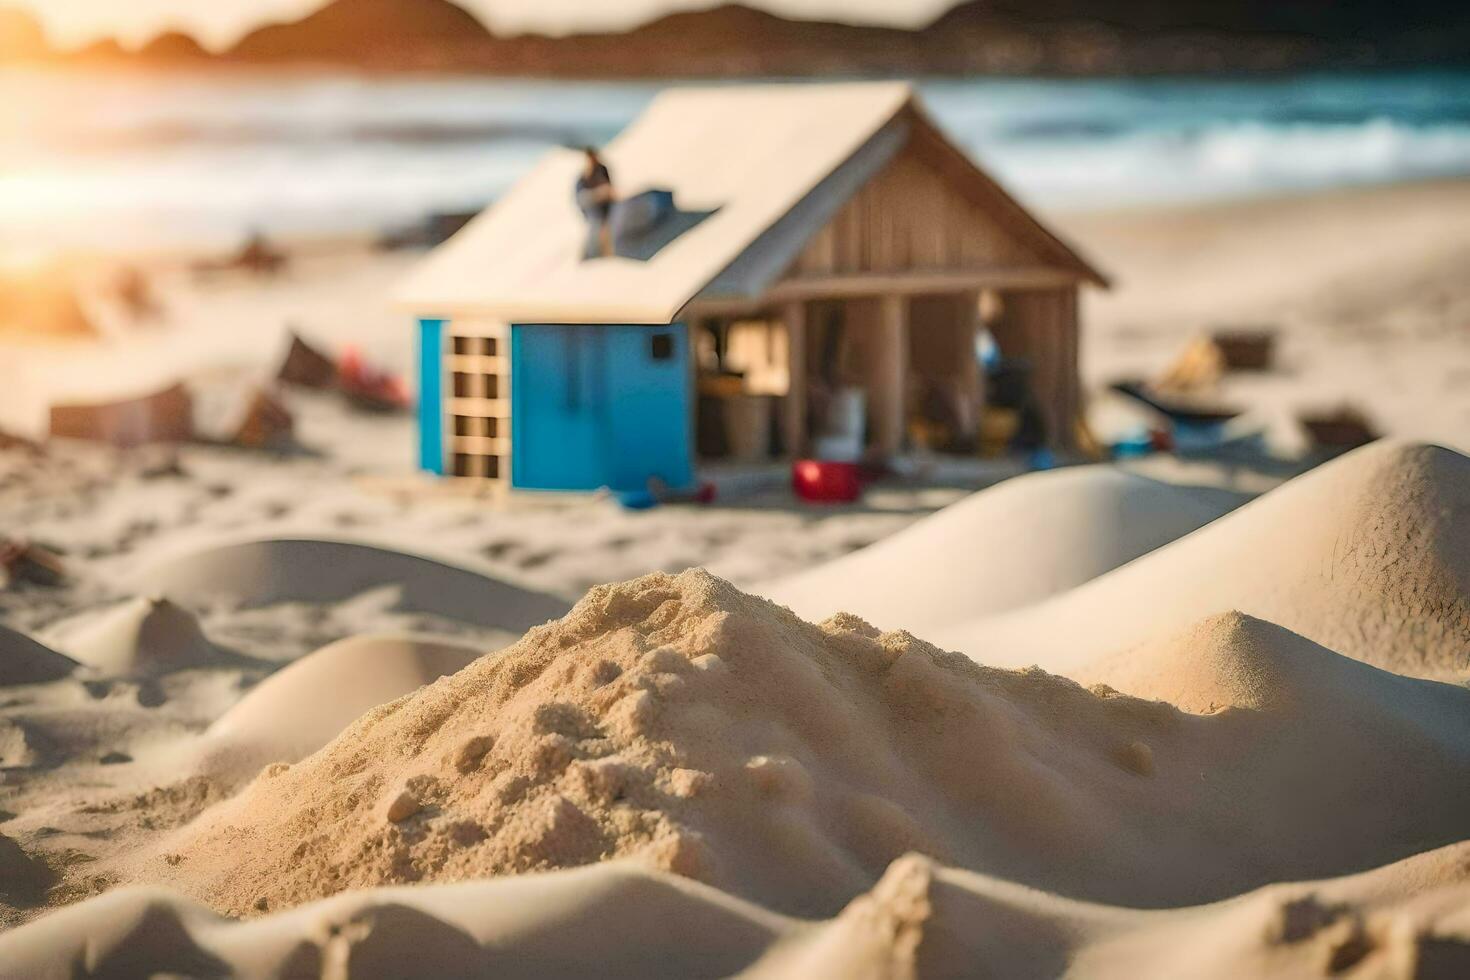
<box><xmin>2</xmin><ymin>69</ymin><xmax>1469</xmax><ymax>255</ymax></box>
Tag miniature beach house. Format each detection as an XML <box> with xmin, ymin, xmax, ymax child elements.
<box><xmin>399</xmin><ymin>82</ymin><xmax>1107</xmax><ymax>491</ymax></box>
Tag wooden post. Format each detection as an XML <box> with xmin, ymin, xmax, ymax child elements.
<box><xmin>871</xmin><ymin>294</ymin><xmax>907</xmax><ymax>457</ymax></box>
<box><xmin>958</xmin><ymin>291</ymin><xmax>983</xmax><ymax>441</ymax></box>
<box><xmin>782</xmin><ymin>302</ymin><xmax>807</xmax><ymax>458</ymax></box>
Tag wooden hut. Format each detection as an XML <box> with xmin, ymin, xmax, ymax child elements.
<box><xmin>399</xmin><ymin>82</ymin><xmax>1107</xmax><ymax>491</ymax></box>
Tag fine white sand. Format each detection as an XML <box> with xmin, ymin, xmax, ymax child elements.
<box><xmin>196</xmin><ymin>632</ymin><xmax>487</xmax><ymax>782</ymax></box>
<box><xmin>96</xmin><ymin>556</ymin><xmax>1470</xmax><ymax>919</ymax></box>
<box><xmin>133</xmin><ymin>536</ymin><xmax>571</xmax><ymax>633</ymax></box>
<box><xmin>47</xmin><ymin>595</ymin><xmax>244</xmax><ymax>678</ymax></box>
<box><xmin>5</xmin><ymin>829</ymin><xmax>1470</xmax><ymax>977</ymax></box>
<box><xmin>758</xmin><ymin>466</ymin><xmax>1244</xmax><ymax>633</ymax></box>
<box><xmin>3</xmin><ymin>178</ymin><xmax>1470</xmax><ymax>974</ymax></box>
<box><xmin>932</xmin><ymin>441</ymin><xmax>1470</xmax><ymax>680</ymax></box>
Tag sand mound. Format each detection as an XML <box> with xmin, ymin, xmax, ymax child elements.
<box><xmin>933</xmin><ymin>441</ymin><xmax>1470</xmax><ymax>680</ymax></box>
<box><xmin>51</xmin><ymin>596</ymin><xmax>240</xmax><ymax>678</ymax></box>
<box><xmin>134</xmin><ymin>537</ymin><xmax>570</xmax><ymax>631</ymax></box>
<box><xmin>0</xmin><ymin>866</ymin><xmax>788</xmax><ymax>979</ymax></box>
<box><xmin>776</xmin><ymin>843</ymin><xmax>1470</xmax><ymax>979</ymax></box>
<box><xmin>1077</xmin><ymin>611</ymin><xmax>1470</xmax><ymax>719</ymax></box>
<box><xmin>198</xmin><ymin>633</ymin><xmax>486</xmax><ymax>780</ymax></box>
<box><xmin>0</xmin><ymin>624</ymin><xmax>77</xmax><ymax>686</ymax></box>
<box><xmin>126</xmin><ymin>571</ymin><xmax>1470</xmax><ymax>918</ymax></box>
<box><xmin>12</xmin><ymin>845</ymin><xmax>1470</xmax><ymax>978</ymax></box>
<box><xmin>759</xmin><ymin>467</ymin><xmax>1242</xmax><ymax>631</ymax></box>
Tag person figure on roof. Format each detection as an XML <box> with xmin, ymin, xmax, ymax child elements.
<box><xmin>575</xmin><ymin>146</ymin><xmax>616</xmax><ymax>259</ymax></box>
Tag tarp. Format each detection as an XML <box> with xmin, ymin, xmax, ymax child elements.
<box><xmin>49</xmin><ymin>383</ymin><xmax>193</xmax><ymax>447</ymax></box>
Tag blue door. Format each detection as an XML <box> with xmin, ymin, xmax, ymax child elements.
<box><xmin>511</xmin><ymin>324</ymin><xmax>692</xmax><ymax>492</ymax></box>
<box><xmin>511</xmin><ymin>324</ymin><xmax>607</xmax><ymax>490</ymax></box>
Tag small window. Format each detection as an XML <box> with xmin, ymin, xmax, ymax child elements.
<box><xmin>454</xmin><ymin>416</ymin><xmax>472</xmax><ymax>437</ymax></box>
<box><xmin>482</xmin><ymin>374</ymin><xmax>499</xmax><ymax>399</ymax></box>
<box><xmin>480</xmin><ymin>337</ymin><xmax>498</xmax><ymax>356</ymax></box>
<box><xmin>452</xmin><ymin>453</ymin><xmax>473</xmax><ymax>477</ymax></box>
<box><xmin>650</xmin><ymin>332</ymin><xmax>674</xmax><ymax>361</ymax></box>
<box><xmin>452</xmin><ymin>372</ymin><xmax>472</xmax><ymax>397</ymax></box>
<box><xmin>452</xmin><ymin>336</ymin><xmax>473</xmax><ymax>355</ymax></box>
<box><xmin>484</xmin><ymin>455</ymin><xmax>501</xmax><ymax>480</ymax></box>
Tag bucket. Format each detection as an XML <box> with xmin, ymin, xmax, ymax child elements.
<box><xmin>723</xmin><ymin>394</ymin><xmax>772</xmax><ymax>461</ymax></box>
<box><xmin>815</xmin><ymin>387</ymin><xmax>865</xmax><ymax>461</ymax></box>
<box><xmin>792</xmin><ymin>459</ymin><xmax>863</xmax><ymax>503</ymax></box>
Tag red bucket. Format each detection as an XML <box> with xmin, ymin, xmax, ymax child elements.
<box><xmin>792</xmin><ymin>459</ymin><xmax>862</xmax><ymax>503</ymax></box>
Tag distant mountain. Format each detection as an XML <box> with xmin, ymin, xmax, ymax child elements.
<box><xmin>4</xmin><ymin>0</ymin><xmax>1469</xmax><ymax>75</ymax></box>
<box><xmin>0</xmin><ymin>6</ymin><xmax>47</xmax><ymax>62</ymax></box>
<box><xmin>212</xmin><ymin>0</ymin><xmax>1470</xmax><ymax>75</ymax></box>
<box><xmin>230</xmin><ymin>0</ymin><xmax>490</xmax><ymax>68</ymax></box>
<box><xmin>138</xmin><ymin>31</ymin><xmax>209</xmax><ymax>62</ymax></box>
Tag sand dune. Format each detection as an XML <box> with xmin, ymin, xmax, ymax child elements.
<box><xmin>759</xmin><ymin>466</ymin><xmax>1243</xmax><ymax>632</ymax></box>
<box><xmin>9</xmin><ymin>844</ymin><xmax>1470</xmax><ymax>978</ymax></box>
<box><xmin>0</xmin><ymin>624</ymin><xmax>77</xmax><ymax>686</ymax></box>
<box><xmin>48</xmin><ymin>595</ymin><xmax>244</xmax><ymax>678</ymax></box>
<box><xmin>116</xmin><ymin>569</ymin><xmax>1470</xmax><ymax>920</ymax></box>
<box><xmin>1077</xmin><ymin>611</ymin><xmax>1449</xmax><ymax>714</ymax></box>
<box><xmin>932</xmin><ymin>441</ymin><xmax>1470</xmax><ymax>680</ymax></box>
<box><xmin>133</xmin><ymin>536</ymin><xmax>571</xmax><ymax>631</ymax></box>
<box><xmin>771</xmin><ymin>843</ymin><xmax>1470</xmax><ymax>979</ymax></box>
<box><xmin>0</xmin><ymin>864</ymin><xmax>790</xmax><ymax>980</ymax></box>
<box><xmin>197</xmin><ymin>633</ymin><xmax>486</xmax><ymax>780</ymax></box>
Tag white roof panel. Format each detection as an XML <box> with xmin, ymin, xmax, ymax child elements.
<box><xmin>396</xmin><ymin>81</ymin><xmax>916</xmax><ymax>324</ymax></box>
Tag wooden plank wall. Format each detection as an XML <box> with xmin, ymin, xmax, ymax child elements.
<box><xmin>990</xmin><ymin>287</ymin><xmax>1081</xmax><ymax>452</ymax></box>
<box><xmin>790</xmin><ymin>140</ymin><xmax>1044</xmax><ymax>280</ymax></box>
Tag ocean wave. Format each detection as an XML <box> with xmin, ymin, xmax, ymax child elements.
<box><xmin>4</xmin><ymin>69</ymin><xmax>1470</xmax><ymax>252</ymax></box>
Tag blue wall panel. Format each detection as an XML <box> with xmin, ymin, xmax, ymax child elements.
<box><xmin>416</xmin><ymin>318</ymin><xmax>445</xmax><ymax>474</ymax></box>
<box><xmin>604</xmin><ymin>325</ymin><xmax>694</xmax><ymax>491</ymax></box>
<box><xmin>511</xmin><ymin>323</ymin><xmax>692</xmax><ymax>492</ymax></box>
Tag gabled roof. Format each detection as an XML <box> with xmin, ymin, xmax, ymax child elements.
<box><xmin>397</xmin><ymin>82</ymin><xmax>1106</xmax><ymax>324</ymax></box>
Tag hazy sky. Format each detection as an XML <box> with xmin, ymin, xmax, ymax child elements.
<box><xmin>20</xmin><ymin>0</ymin><xmax>956</xmax><ymax>50</ymax></box>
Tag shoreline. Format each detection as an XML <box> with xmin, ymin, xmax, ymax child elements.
<box><xmin>9</xmin><ymin>170</ymin><xmax>1470</xmax><ymax>268</ymax></box>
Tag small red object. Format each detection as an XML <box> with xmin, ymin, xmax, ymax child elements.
<box><xmin>337</xmin><ymin>344</ymin><xmax>410</xmax><ymax>411</ymax></box>
<box><xmin>792</xmin><ymin>459</ymin><xmax>862</xmax><ymax>503</ymax></box>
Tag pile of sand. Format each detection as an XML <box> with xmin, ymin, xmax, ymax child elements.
<box><xmin>759</xmin><ymin>467</ymin><xmax>1242</xmax><ymax>632</ymax></box>
<box><xmin>934</xmin><ymin>441</ymin><xmax>1470</xmax><ymax>680</ymax></box>
<box><xmin>10</xmin><ymin>844</ymin><xmax>1470</xmax><ymax>978</ymax></box>
<box><xmin>50</xmin><ymin>595</ymin><xmax>242</xmax><ymax>678</ymax></box>
<box><xmin>1076</xmin><ymin>611</ymin><xmax>1434</xmax><ymax>714</ymax></box>
<box><xmin>196</xmin><ymin>633</ymin><xmax>485</xmax><ymax>781</ymax></box>
<box><xmin>0</xmin><ymin>624</ymin><xmax>77</xmax><ymax>686</ymax></box>
<box><xmin>123</xmin><ymin>569</ymin><xmax>1470</xmax><ymax>920</ymax></box>
<box><xmin>135</xmin><ymin>537</ymin><xmax>570</xmax><ymax>631</ymax></box>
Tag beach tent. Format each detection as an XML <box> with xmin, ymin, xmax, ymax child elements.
<box><xmin>399</xmin><ymin>81</ymin><xmax>1107</xmax><ymax>491</ymax></box>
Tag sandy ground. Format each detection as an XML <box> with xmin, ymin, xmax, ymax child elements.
<box><xmin>2</xmin><ymin>178</ymin><xmax>1470</xmax><ymax>975</ymax></box>
<box><xmin>1066</xmin><ymin>177</ymin><xmax>1470</xmax><ymax>452</ymax></box>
